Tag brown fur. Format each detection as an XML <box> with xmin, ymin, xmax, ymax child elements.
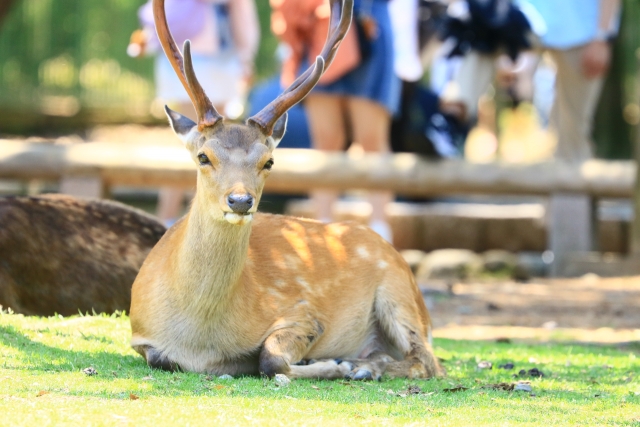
<box><xmin>0</xmin><ymin>194</ymin><xmax>166</xmax><ymax>316</ymax></box>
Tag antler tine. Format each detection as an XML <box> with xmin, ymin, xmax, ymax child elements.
<box><xmin>183</xmin><ymin>41</ymin><xmax>223</xmax><ymax>129</ymax></box>
<box><xmin>153</xmin><ymin>0</ymin><xmax>222</xmax><ymax>130</ymax></box>
<box><xmin>248</xmin><ymin>0</ymin><xmax>354</xmax><ymax>136</ymax></box>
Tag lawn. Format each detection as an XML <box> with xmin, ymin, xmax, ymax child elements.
<box><xmin>0</xmin><ymin>309</ymin><xmax>638</xmax><ymax>426</ymax></box>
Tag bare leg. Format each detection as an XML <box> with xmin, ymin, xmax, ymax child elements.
<box><xmin>346</xmin><ymin>97</ymin><xmax>393</xmax><ymax>241</ymax></box>
<box><xmin>304</xmin><ymin>93</ymin><xmax>347</xmax><ymax>222</ymax></box>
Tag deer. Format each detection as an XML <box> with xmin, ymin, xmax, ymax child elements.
<box><xmin>0</xmin><ymin>194</ymin><xmax>166</xmax><ymax>316</ymax></box>
<box><xmin>129</xmin><ymin>0</ymin><xmax>442</xmax><ymax>381</ymax></box>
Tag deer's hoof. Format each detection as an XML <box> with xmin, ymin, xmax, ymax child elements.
<box><xmin>351</xmin><ymin>368</ymin><xmax>373</xmax><ymax>381</ymax></box>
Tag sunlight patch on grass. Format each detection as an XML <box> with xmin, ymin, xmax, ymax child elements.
<box><xmin>1</xmin><ymin>311</ymin><xmax>639</xmax><ymax>426</ymax></box>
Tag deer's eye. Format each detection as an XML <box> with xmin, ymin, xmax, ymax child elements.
<box><xmin>197</xmin><ymin>153</ymin><xmax>210</xmax><ymax>165</ymax></box>
<box><xmin>263</xmin><ymin>159</ymin><xmax>274</xmax><ymax>171</ymax></box>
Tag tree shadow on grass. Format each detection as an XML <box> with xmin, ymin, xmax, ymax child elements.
<box><xmin>0</xmin><ymin>324</ymin><xmax>142</xmax><ymax>374</ymax></box>
<box><xmin>1</xmin><ymin>324</ymin><xmax>637</xmax><ymax>409</ymax></box>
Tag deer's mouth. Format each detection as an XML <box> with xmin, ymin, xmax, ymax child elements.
<box><xmin>223</xmin><ymin>212</ymin><xmax>253</xmax><ymax>225</ymax></box>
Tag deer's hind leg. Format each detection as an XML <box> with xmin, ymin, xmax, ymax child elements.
<box><xmin>135</xmin><ymin>344</ymin><xmax>181</xmax><ymax>372</ymax></box>
<box><xmin>259</xmin><ymin>319</ymin><xmax>351</xmax><ymax>380</ymax></box>
<box><xmin>373</xmin><ymin>278</ymin><xmax>443</xmax><ymax>379</ymax></box>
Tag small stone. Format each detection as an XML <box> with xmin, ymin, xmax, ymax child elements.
<box><xmin>82</xmin><ymin>367</ymin><xmax>97</xmax><ymax>376</ymax></box>
<box><xmin>487</xmin><ymin>302</ymin><xmax>501</xmax><ymax>311</ymax></box>
<box><xmin>457</xmin><ymin>305</ymin><xmax>473</xmax><ymax>315</ymax></box>
<box><xmin>514</xmin><ymin>381</ymin><xmax>532</xmax><ymax>392</ymax></box>
<box><xmin>498</xmin><ymin>363</ymin><xmax>515</xmax><ymax>370</ymax></box>
<box><xmin>515</xmin><ymin>368</ymin><xmax>545</xmax><ymax>378</ymax></box>
<box><xmin>477</xmin><ymin>361</ymin><xmax>492</xmax><ymax>370</ymax></box>
<box><xmin>406</xmin><ymin>385</ymin><xmax>422</xmax><ymax>394</ymax></box>
<box><xmin>218</xmin><ymin>374</ymin><xmax>233</xmax><ymax>380</ymax></box>
<box><xmin>274</xmin><ymin>373</ymin><xmax>291</xmax><ymax>387</ymax></box>
<box><xmin>542</xmin><ymin>321</ymin><xmax>557</xmax><ymax>330</ymax></box>
<box><xmin>416</xmin><ymin>249</ymin><xmax>483</xmax><ymax>282</ymax></box>
<box><xmin>482</xmin><ymin>250</ymin><xmax>517</xmax><ymax>273</ymax></box>
<box><xmin>400</xmin><ymin>249</ymin><xmax>427</xmax><ymax>274</ymax></box>
<box><xmin>527</xmin><ymin>368</ymin><xmax>545</xmax><ymax>377</ymax></box>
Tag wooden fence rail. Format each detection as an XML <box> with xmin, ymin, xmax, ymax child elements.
<box><xmin>0</xmin><ymin>139</ymin><xmax>637</xmax><ymax>276</ymax></box>
<box><xmin>0</xmin><ymin>140</ymin><xmax>635</xmax><ymax>197</ymax></box>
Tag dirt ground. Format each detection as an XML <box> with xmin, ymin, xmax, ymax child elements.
<box><xmin>429</xmin><ymin>275</ymin><xmax>640</xmax><ymax>344</ymax></box>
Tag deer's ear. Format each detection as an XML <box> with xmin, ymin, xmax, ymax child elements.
<box><xmin>269</xmin><ymin>113</ymin><xmax>288</xmax><ymax>149</ymax></box>
<box><xmin>165</xmin><ymin>106</ymin><xmax>197</xmax><ymax>143</ymax></box>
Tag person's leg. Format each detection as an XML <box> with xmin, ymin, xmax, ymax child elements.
<box><xmin>549</xmin><ymin>47</ymin><xmax>605</xmax><ymax>162</ymax></box>
<box><xmin>304</xmin><ymin>93</ymin><xmax>347</xmax><ymax>222</ymax></box>
<box><xmin>547</xmin><ymin>47</ymin><xmax>604</xmax><ymax>269</ymax></box>
<box><xmin>389</xmin><ymin>80</ymin><xmax>417</xmax><ymax>153</ymax></box>
<box><xmin>346</xmin><ymin>96</ymin><xmax>393</xmax><ymax>242</ymax></box>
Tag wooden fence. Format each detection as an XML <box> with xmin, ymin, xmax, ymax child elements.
<box><xmin>0</xmin><ymin>139</ymin><xmax>637</xmax><ymax>276</ymax></box>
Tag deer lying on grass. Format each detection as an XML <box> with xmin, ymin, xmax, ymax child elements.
<box><xmin>0</xmin><ymin>194</ymin><xmax>165</xmax><ymax>316</ymax></box>
<box><xmin>130</xmin><ymin>0</ymin><xmax>442</xmax><ymax>380</ymax></box>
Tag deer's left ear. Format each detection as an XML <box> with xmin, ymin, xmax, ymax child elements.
<box><xmin>165</xmin><ymin>105</ymin><xmax>202</xmax><ymax>153</ymax></box>
<box><xmin>165</xmin><ymin>106</ymin><xmax>197</xmax><ymax>141</ymax></box>
<box><xmin>269</xmin><ymin>113</ymin><xmax>288</xmax><ymax>149</ymax></box>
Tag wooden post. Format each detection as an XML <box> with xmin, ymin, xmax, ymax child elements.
<box><xmin>548</xmin><ymin>193</ymin><xmax>597</xmax><ymax>276</ymax></box>
<box><xmin>59</xmin><ymin>175</ymin><xmax>104</xmax><ymax>199</ymax></box>
<box><xmin>630</xmin><ymin>108</ymin><xmax>640</xmax><ymax>254</ymax></box>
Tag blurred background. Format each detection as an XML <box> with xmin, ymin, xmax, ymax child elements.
<box><xmin>0</xmin><ymin>0</ymin><xmax>637</xmax><ymax>156</ymax></box>
<box><xmin>0</xmin><ymin>0</ymin><xmax>278</xmax><ymax>132</ymax></box>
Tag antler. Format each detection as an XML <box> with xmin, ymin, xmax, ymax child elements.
<box><xmin>153</xmin><ymin>0</ymin><xmax>222</xmax><ymax>130</ymax></box>
<box><xmin>248</xmin><ymin>0</ymin><xmax>354</xmax><ymax>136</ymax></box>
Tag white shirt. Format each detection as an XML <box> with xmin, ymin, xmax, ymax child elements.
<box><xmin>388</xmin><ymin>0</ymin><xmax>423</xmax><ymax>82</ymax></box>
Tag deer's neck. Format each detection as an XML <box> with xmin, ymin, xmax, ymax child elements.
<box><xmin>176</xmin><ymin>199</ymin><xmax>252</xmax><ymax>318</ymax></box>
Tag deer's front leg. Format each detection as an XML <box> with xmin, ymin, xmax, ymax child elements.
<box><xmin>259</xmin><ymin>320</ymin><xmax>350</xmax><ymax>380</ymax></box>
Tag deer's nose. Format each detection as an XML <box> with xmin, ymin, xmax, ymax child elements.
<box><xmin>227</xmin><ymin>193</ymin><xmax>254</xmax><ymax>214</ymax></box>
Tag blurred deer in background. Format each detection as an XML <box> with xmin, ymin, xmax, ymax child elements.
<box><xmin>130</xmin><ymin>0</ymin><xmax>442</xmax><ymax>380</ymax></box>
<box><xmin>0</xmin><ymin>194</ymin><xmax>166</xmax><ymax>316</ymax></box>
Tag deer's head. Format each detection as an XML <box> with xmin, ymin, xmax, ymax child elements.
<box><xmin>153</xmin><ymin>0</ymin><xmax>352</xmax><ymax>225</ymax></box>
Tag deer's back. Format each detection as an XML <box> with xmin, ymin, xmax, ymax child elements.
<box><xmin>0</xmin><ymin>194</ymin><xmax>166</xmax><ymax>316</ymax></box>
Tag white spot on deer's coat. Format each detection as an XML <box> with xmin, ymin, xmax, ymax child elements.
<box><xmin>356</xmin><ymin>246</ymin><xmax>370</xmax><ymax>259</ymax></box>
<box><xmin>295</xmin><ymin>277</ymin><xmax>310</xmax><ymax>291</ymax></box>
<box><xmin>377</xmin><ymin>260</ymin><xmax>388</xmax><ymax>269</ymax></box>
<box><xmin>267</xmin><ymin>288</ymin><xmax>281</xmax><ymax>298</ymax></box>
<box><xmin>284</xmin><ymin>255</ymin><xmax>301</xmax><ymax>269</ymax></box>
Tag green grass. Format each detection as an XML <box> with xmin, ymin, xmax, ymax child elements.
<box><xmin>1</xmin><ymin>310</ymin><xmax>638</xmax><ymax>426</ymax></box>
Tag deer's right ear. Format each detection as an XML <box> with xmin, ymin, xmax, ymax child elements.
<box><xmin>165</xmin><ymin>106</ymin><xmax>197</xmax><ymax>143</ymax></box>
<box><xmin>268</xmin><ymin>113</ymin><xmax>288</xmax><ymax>149</ymax></box>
